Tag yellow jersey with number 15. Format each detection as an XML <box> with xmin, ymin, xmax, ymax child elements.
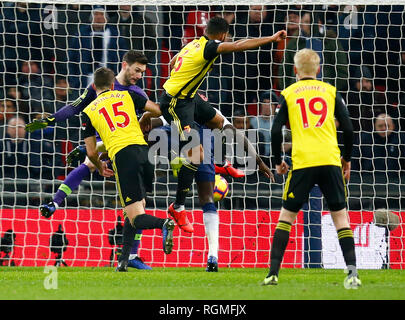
<box><xmin>163</xmin><ymin>36</ymin><xmax>220</xmax><ymax>99</ymax></box>
<box><xmin>83</xmin><ymin>90</ymin><xmax>147</xmax><ymax>161</ymax></box>
<box><xmin>281</xmin><ymin>79</ymin><xmax>341</xmax><ymax>170</ymax></box>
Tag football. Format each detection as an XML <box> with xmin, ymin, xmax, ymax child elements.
<box><xmin>213</xmin><ymin>175</ymin><xmax>229</xmax><ymax>202</ymax></box>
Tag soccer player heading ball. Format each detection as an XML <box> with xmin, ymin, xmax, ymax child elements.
<box><xmin>160</xmin><ymin>16</ymin><xmax>286</xmax><ymax>234</ymax></box>
<box><xmin>263</xmin><ymin>48</ymin><xmax>361</xmax><ymax>289</ymax></box>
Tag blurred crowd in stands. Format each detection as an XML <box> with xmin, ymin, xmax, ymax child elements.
<box><xmin>0</xmin><ymin>3</ymin><xmax>404</xmax><ymax>187</ymax></box>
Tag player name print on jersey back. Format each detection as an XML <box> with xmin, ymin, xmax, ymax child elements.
<box><xmin>83</xmin><ymin>90</ymin><xmax>147</xmax><ymax>160</ymax></box>
<box><xmin>281</xmin><ymin>79</ymin><xmax>341</xmax><ymax>170</ymax></box>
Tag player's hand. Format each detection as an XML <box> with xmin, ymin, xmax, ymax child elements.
<box><xmin>341</xmin><ymin>158</ymin><xmax>351</xmax><ymax>182</ymax></box>
<box><xmin>139</xmin><ymin>112</ymin><xmax>152</xmax><ymax>133</ymax></box>
<box><xmin>258</xmin><ymin>161</ymin><xmax>275</xmax><ymax>182</ymax></box>
<box><xmin>99</xmin><ymin>161</ymin><xmax>114</xmax><ymax>178</ymax></box>
<box><xmin>270</xmin><ymin>30</ymin><xmax>287</xmax><ymax>43</ymax></box>
<box><xmin>275</xmin><ymin>160</ymin><xmax>289</xmax><ymax>175</ymax></box>
<box><xmin>25</xmin><ymin>117</ymin><xmax>55</xmax><ymax>133</ymax></box>
<box><xmin>66</xmin><ymin>145</ymin><xmax>87</xmax><ymax>166</ymax></box>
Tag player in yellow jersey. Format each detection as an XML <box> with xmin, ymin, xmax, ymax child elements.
<box><xmin>160</xmin><ymin>16</ymin><xmax>286</xmax><ymax>233</ymax></box>
<box><xmin>81</xmin><ymin>67</ymin><xmax>175</xmax><ymax>272</ymax></box>
<box><xmin>262</xmin><ymin>49</ymin><xmax>361</xmax><ymax>289</ymax></box>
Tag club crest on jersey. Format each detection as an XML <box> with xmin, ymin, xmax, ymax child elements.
<box><xmin>183</xmin><ymin>125</ymin><xmax>191</xmax><ymax>133</ymax></box>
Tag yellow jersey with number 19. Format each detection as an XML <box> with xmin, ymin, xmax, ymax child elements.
<box><xmin>163</xmin><ymin>36</ymin><xmax>220</xmax><ymax>99</ymax></box>
<box><xmin>83</xmin><ymin>90</ymin><xmax>147</xmax><ymax>161</ymax></box>
<box><xmin>281</xmin><ymin>79</ymin><xmax>341</xmax><ymax>170</ymax></box>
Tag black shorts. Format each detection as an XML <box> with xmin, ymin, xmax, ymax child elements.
<box><xmin>282</xmin><ymin>165</ymin><xmax>347</xmax><ymax>212</ymax></box>
<box><xmin>160</xmin><ymin>91</ymin><xmax>197</xmax><ymax>141</ymax></box>
<box><xmin>112</xmin><ymin>144</ymin><xmax>154</xmax><ymax>207</ymax></box>
<box><xmin>194</xmin><ymin>92</ymin><xmax>217</xmax><ymax>126</ymax></box>
<box><xmin>160</xmin><ymin>91</ymin><xmax>217</xmax><ymax>140</ymax></box>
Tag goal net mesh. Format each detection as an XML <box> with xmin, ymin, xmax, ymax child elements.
<box><xmin>0</xmin><ymin>2</ymin><xmax>403</xmax><ymax>269</ymax></box>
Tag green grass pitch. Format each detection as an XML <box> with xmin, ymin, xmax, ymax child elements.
<box><xmin>0</xmin><ymin>267</ymin><xmax>404</xmax><ymax>300</ymax></box>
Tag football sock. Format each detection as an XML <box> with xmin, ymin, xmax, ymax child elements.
<box><xmin>337</xmin><ymin>228</ymin><xmax>357</xmax><ymax>274</ymax></box>
<box><xmin>132</xmin><ymin>214</ymin><xmax>165</xmax><ymax>230</ymax></box>
<box><xmin>269</xmin><ymin>220</ymin><xmax>292</xmax><ymax>277</ymax></box>
<box><xmin>53</xmin><ymin>163</ymin><xmax>90</xmax><ymax>206</ymax></box>
<box><xmin>129</xmin><ymin>230</ymin><xmax>143</xmax><ymax>259</ymax></box>
<box><xmin>202</xmin><ymin>203</ymin><xmax>219</xmax><ymax>259</ymax></box>
<box><xmin>119</xmin><ymin>217</ymin><xmax>136</xmax><ymax>262</ymax></box>
<box><xmin>175</xmin><ymin>160</ymin><xmax>199</xmax><ymax>207</ymax></box>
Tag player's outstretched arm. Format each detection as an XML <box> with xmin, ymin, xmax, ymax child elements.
<box><xmin>25</xmin><ymin>116</ymin><xmax>56</xmax><ymax>132</ymax></box>
<box><xmin>217</xmin><ymin>30</ymin><xmax>287</xmax><ymax>54</ymax></box>
<box><xmin>223</xmin><ymin>123</ymin><xmax>275</xmax><ymax>182</ymax></box>
<box><xmin>25</xmin><ymin>86</ymin><xmax>96</xmax><ymax>132</ymax></box>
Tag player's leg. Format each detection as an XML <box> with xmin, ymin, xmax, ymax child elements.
<box><xmin>263</xmin><ymin>168</ymin><xmax>314</xmax><ymax>285</ymax></box>
<box><xmin>40</xmin><ymin>157</ymin><xmax>96</xmax><ymax>218</ymax></box>
<box><xmin>160</xmin><ymin>94</ymin><xmax>201</xmax><ymax>233</ymax></box>
<box><xmin>114</xmin><ymin>145</ymin><xmax>175</xmax><ymax>272</ymax></box>
<box><xmin>262</xmin><ymin>208</ymin><xmax>298</xmax><ymax>285</ymax></box>
<box><xmin>65</xmin><ymin>142</ymin><xmax>149</xmax><ymax>269</ymax></box>
<box><xmin>196</xmin><ymin>176</ymin><xmax>218</xmax><ymax>272</ymax></box>
<box><xmin>318</xmin><ymin>166</ymin><xmax>360</xmax><ymax>288</ymax></box>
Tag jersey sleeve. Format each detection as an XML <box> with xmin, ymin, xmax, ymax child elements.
<box><xmin>81</xmin><ymin>111</ymin><xmax>96</xmax><ymax>139</ymax></box>
<box><xmin>271</xmin><ymin>95</ymin><xmax>289</xmax><ymax>166</ymax></box>
<box><xmin>52</xmin><ymin>85</ymin><xmax>97</xmax><ymax>122</ymax></box>
<box><xmin>203</xmin><ymin>40</ymin><xmax>221</xmax><ymax>60</ymax></box>
<box><xmin>334</xmin><ymin>92</ymin><xmax>354</xmax><ymax>162</ymax></box>
<box><xmin>129</xmin><ymin>91</ymin><xmax>148</xmax><ymax>111</ymax></box>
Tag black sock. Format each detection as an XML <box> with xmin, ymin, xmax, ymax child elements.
<box><xmin>119</xmin><ymin>217</ymin><xmax>136</xmax><ymax>262</ymax></box>
<box><xmin>132</xmin><ymin>214</ymin><xmax>165</xmax><ymax>230</ymax></box>
<box><xmin>175</xmin><ymin>161</ymin><xmax>199</xmax><ymax>206</ymax></box>
<box><xmin>337</xmin><ymin>228</ymin><xmax>357</xmax><ymax>269</ymax></box>
<box><xmin>269</xmin><ymin>220</ymin><xmax>292</xmax><ymax>277</ymax></box>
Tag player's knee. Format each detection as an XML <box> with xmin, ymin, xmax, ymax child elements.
<box><xmin>279</xmin><ymin>207</ymin><xmax>299</xmax><ymax>224</ymax></box>
<box><xmin>125</xmin><ymin>201</ymin><xmax>146</xmax><ymax>226</ymax></box>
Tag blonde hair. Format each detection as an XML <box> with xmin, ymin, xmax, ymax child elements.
<box><xmin>293</xmin><ymin>48</ymin><xmax>320</xmax><ymax>77</ymax></box>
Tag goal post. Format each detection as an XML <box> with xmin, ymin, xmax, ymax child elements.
<box><xmin>0</xmin><ymin>1</ymin><xmax>404</xmax><ymax>269</ymax></box>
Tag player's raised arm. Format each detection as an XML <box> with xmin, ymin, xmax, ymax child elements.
<box><xmin>271</xmin><ymin>95</ymin><xmax>289</xmax><ymax>175</ymax></box>
<box><xmin>334</xmin><ymin>92</ymin><xmax>354</xmax><ymax>181</ymax></box>
<box><xmin>169</xmin><ymin>53</ymin><xmax>179</xmax><ymax>72</ymax></box>
<box><xmin>216</xmin><ymin>30</ymin><xmax>287</xmax><ymax>54</ymax></box>
<box><xmin>223</xmin><ymin>122</ymin><xmax>274</xmax><ymax>182</ymax></box>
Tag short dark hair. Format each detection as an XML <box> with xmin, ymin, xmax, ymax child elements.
<box><xmin>123</xmin><ymin>50</ymin><xmax>148</xmax><ymax>66</ymax></box>
<box><xmin>94</xmin><ymin>67</ymin><xmax>115</xmax><ymax>90</ymax></box>
<box><xmin>206</xmin><ymin>16</ymin><xmax>229</xmax><ymax>36</ymax></box>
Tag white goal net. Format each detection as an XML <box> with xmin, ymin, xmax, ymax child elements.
<box><xmin>0</xmin><ymin>1</ymin><xmax>403</xmax><ymax>269</ymax></box>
